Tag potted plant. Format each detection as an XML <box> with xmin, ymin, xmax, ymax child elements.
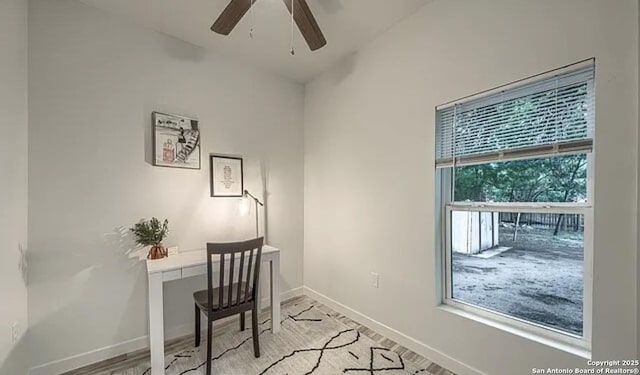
<box><xmin>130</xmin><ymin>218</ymin><xmax>169</xmax><ymax>260</ymax></box>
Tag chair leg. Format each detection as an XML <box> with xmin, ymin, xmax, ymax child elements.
<box><xmin>194</xmin><ymin>304</ymin><xmax>201</xmax><ymax>347</ymax></box>
<box><xmin>206</xmin><ymin>319</ymin><xmax>213</xmax><ymax>375</ymax></box>
<box><xmin>251</xmin><ymin>306</ymin><xmax>260</xmax><ymax>358</ymax></box>
<box><xmin>240</xmin><ymin>312</ymin><xmax>245</xmax><ymax>331</ymax></box>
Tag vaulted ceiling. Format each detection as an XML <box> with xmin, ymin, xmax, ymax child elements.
<box><xmin>77</xmin><ymin>0</ymin><xmax>429</xmax><ymax>82</ymax></box>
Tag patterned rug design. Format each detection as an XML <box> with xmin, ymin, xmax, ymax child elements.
<box><xmin>110</xmin><ymin>296</ymin><xmax>453</xmax><ymax>375</ymax></box>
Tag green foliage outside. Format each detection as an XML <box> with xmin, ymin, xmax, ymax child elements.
<box><xmin>130</xmin><ymin>218</ymin><xmax>169</xmax><ymax>247</ymax></box>
<box><xmin>453</xmin><ymin>154</ymin><xmax>587</xmax><ymax>203</ymax></box>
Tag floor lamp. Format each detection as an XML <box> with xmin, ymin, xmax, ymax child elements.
<box><xmin>244</xmin><ymin>189</ymin><xmax>264</xmax><ymax>238</ymax></box>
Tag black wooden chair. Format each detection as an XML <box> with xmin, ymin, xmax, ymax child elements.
<box><xmin>193</xmin><ymin>237</ymin><xmax>264</xmax><ymax>375</ymax></box>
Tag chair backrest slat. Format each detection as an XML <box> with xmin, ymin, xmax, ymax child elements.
<box><xmin>207</xmin><ymin>248</ymin><xmax>213</xmax><ymax>313</ymax></box>
<box><xmin>236</xmin><ymin>250</ymin><xmax>245</xmax><ymax>304</ymax></box>
<box><xmin>227</xmin><ymin>253</ymin><xmax>235</xmax><ymax>307</ymax></box>
<box><xmin>252</xmin><ymin>247</ymin><xmax>262</xmax><ymax>305</ymax></box>
<box><xmin>244</xmin><ymin>247</ymin><xmax>254</xmax><ymax>303</ymax></box>
<box><xmin>218</xmin><ymin>253</ymin><xmax>225</xmax><ymax>310</ymax></box>
<box><xmin>206</xmin><ymin>237</ymin><xmax>264</xmax><ymax>312</ymax></box>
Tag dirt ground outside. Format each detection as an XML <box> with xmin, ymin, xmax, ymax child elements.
<box><xmin>452</xmin><ymin>226</ymin><xmax>584</xmax><ymax>336</ymax></box>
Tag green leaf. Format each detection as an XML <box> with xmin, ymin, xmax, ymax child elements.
<box><xmin>130</xmin><ymin>218</ymin><xmax>169</xmax><ymax>247</ymax></box>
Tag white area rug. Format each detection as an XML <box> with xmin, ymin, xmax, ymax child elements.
<box><xmin>113</xmin><ymin>296</ymin><xmax>451</xmax><ymax>375</ymax></box>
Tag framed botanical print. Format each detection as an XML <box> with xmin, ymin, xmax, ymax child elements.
<box><xmin>210</xmin><ymin>155</ymin><xmax>244</xmax><ymax>197</ymax></box>
<box><xmin>153</xmin><ymin>112</ymin><xmax>201</xmax><ymax>169</ymax></box>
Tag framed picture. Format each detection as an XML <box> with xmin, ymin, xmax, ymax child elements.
<box><xmin>153</xmin><ymin>112</ymin><xmax>201</xmax><ymax>169</ymax></box>
<box><xmin>210</xmin><ymin>155</ymin><xmax>244</xmax><ymax>197</ymax></box>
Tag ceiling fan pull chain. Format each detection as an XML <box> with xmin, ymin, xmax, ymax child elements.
<box><xmin>290</xmin><ymin>0</ymin><xmax>295</xmax><ymax>55</ymax></box>
<box><xmin>249</xmin><ymin>0</ymin><xmax>255</xmax><ymax>39</ymax></box>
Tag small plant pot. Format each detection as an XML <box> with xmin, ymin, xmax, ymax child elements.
<box><xmin>147</xmin><ymin>244</ymin><xmax>168</xmax><ymax>260</ymax></box>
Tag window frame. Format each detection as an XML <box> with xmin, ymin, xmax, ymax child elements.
<box><xmin>435</xmin><ymin>69</ymin><xmax>595</xmax><ymax>351</ymax></box>
<box><xmin>437</xmin><ymin>157</ymin><xmax>593</xmax><ymax>349</ymax></box>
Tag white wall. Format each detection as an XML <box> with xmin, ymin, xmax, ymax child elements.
<box><xmin>27</xmin><ymin>0</ymin><xmax>304</xmax><ymax>371</ymax></box>
<box><xmin>304</xmin><ymin>1</ymin><xmax>638</xmax><ymax>374</ymax></box>
<box><xmin>0</xmin><ymin>0</ymin><xmax>30</xmax><ymax>374</ymax></box>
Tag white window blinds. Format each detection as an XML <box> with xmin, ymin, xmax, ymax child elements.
<box><xmin>436</xmin><ymin>60</ymin><xmax>595</xmax><ymax>168</ymax></box>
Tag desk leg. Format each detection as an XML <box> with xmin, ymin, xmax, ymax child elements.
<box><xmin>148</xmin><ymin>272</ymin><xmax>165</xmax><ymax>375</ymax></box>
<box><xmin>270</xmin><ymin>253</ymin><xmax>281</xmax><ymax>333</ymax></box>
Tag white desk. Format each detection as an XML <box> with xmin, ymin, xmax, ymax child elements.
<box><xmin>146</xmin><ymin>245</ymin><xmax>281</xmax><ymax>375</ymax></box>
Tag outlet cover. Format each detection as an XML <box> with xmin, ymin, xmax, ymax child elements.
<box><xmin>167</xmin><ymin>246</ymin><xmax>179</xmax><ymax>256</ymax></box>
<box><xmin>370</xmin><ymin>272</ymin><xmax>380</xmax><ymax>288</ymax></box>
<box><xmin>11</xmin><ymin>322</ymin><xmax>18</xmax><ymax>343</ymax></box>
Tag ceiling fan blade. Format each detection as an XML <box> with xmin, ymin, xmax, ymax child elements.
<box><xmin>211</xmin><ymin>0</ymin><xmax>257</xmax><ymax>35</ymax></box>
<box><xmin>283</xmin><ymin>0</ymin><xmax>327</xmax><ymax>51</ymax></box>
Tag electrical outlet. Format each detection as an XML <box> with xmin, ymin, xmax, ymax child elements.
<box><xmin>167</xmin><ymin>246</ymin><xmax>179</xmax><ymax>256</ymax></box>
<box><xmin>11</xmin><ymin>322</ymin><xmax>18</xmax><ymax>343</ymax></box>
<box><xmin>370</xmin><ymin>272</ymin><xmax>380</xmax><ymax>288</ymax></box>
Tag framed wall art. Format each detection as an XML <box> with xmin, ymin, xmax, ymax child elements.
<box><xmin>153</xmin><ymin>112</ymin><xmax>201</xmax><ymax>169</ymax></box>
<box><xmin>210</xmin><ymin>155</ymin><xmax>244</xmax><ymax>197</ymax></box>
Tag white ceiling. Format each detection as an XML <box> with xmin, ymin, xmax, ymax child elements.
<box><xmin>77</xmin><ymin>0</ymin><xmax>429</xmax><ymax>82</ymax></box>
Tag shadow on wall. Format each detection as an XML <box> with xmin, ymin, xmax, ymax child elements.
<box><xmin>0</xmin><ymin>332</ymin><xmax>29</xmax><ymax>375</ymax></box>
<box><xmin>157</xmin><ymin>33</ymin><xmax>207</xmax><ymax>62</ymax></box>
<box><xmin>326</xmin><ymin>52</ymin><xmax>358</xmax><ymax>85</ymax></box>
<box><xmin>0</xmin><ymin>244</ymin><xmax>30</xmax><ymax>375</ymax></box>
<box><xmin>261</xmin><ymin>160</ymin><xmax>271</xmax><ymax>243</ymax></box>
<box><xmin>27</xmin><ymin>227</ymin><xmax>148</xmax><ymax>369</ymax></box>
<box><xmin>19</xmin><ymin>243</ymin><xmax>28</xmax><ymax>286</ymax></box>
<box><xmin>28</xmin><ymin>227</ymin><xmax>141</xmax><ymax>287</ymax></box>
<box><xmin>103</xmin><ymin>226</ymin><xmax>148</xmax><ymax>265</ymax></box>
<box><xmin>144</xmin><ymin>108</ymin><xmax>154</xmax><ymax>166</ymax></box>
<box><xmin>317</xmin><ymin>0</ymin><xmax>344</xmax><ymax>14</ymax></box>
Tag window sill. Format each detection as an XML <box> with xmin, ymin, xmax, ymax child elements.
<box><xmin>437</xmin><ymin>304</ymin><xmax>592</xmax><ymax>360</ymax></box>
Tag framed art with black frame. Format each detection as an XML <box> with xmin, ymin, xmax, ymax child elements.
<box><xmin>210</xmin><ymin>155</ymin><xmax>244</xmax><ymax>197</ymax></box>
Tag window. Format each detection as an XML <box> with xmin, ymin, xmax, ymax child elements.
<box><xmin>435</xmin><ymin>60</ymin><xmax>594</xmax><ymax>347</ymax></box>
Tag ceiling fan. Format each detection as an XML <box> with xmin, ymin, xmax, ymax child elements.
<box><xmin>211</xmin><ymin>0</ymin><xmax>327</xmax><ymax>51</ymax></box>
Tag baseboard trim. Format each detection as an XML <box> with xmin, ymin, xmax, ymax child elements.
<box><xmin>29</xmin><ymin>335</ymin><xmax>149</xmax><ymax>375</ymax></box>
<box><xmin>302</xmin><ymin>286</ymin><xmax>485</xmax><ymax>375</ymax></box>
<box><xmin>29</xmin><ymin>287</ymin><xmax>304</xmax><ymax>375</ymax></box>
<box><xmin>260</xmin><ymin>286</ymin><xmax>304</xmax><ymax>310</ymax></box>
